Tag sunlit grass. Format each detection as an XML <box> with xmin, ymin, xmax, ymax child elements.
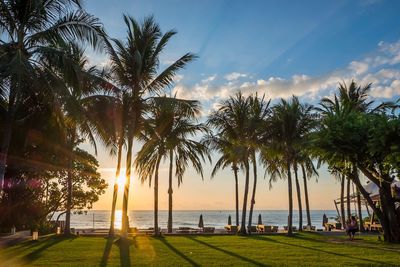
<box><xmin>1</xmin><ymin>233</ymin><xmax>400</xmax><ymax>266</ymax></box>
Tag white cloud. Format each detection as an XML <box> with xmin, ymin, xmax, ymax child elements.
<box><xmin>173</xmin><ymin>40</ymin><xmax>400</xmax><ymax>104</ymax></box>
<box><xmin>201</xmin><ymin>74</ymin><xmax>217</xmax><ymax>83</ymax></box>
<box><xmin>173</xmin><ymin>74</ymin><xmax>184</xmax><ymax>83</ymax></box>
<box><xmin>349</xmin><ymin>61</ymin><xmax>369</xmax><ymax>75</ymax></box>
<box><xmin>224</xmin><ymin>72</ymin><xmax>247</xmax><ymax>81</ymax></box>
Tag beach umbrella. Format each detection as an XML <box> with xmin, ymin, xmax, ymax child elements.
<box><xmin>322</xmin><ymin>214</ymin><xmax>327</xmax><ymax>226</ymax></box>
<box><xmin>198</xmin><ymin>214</ymin><xmax>204</xmax><ymax>228</ymax></box>
<box><xmin>228</xmin><ymin>215</ymin><xmax>232</xmax><ymax>226</ymax></box>
<box><xmin>258</xmin><ymin>214</ymin><xmax>262</xmax><ymax>225</ymax></box>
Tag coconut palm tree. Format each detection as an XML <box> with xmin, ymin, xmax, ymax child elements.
<box><xmin>299</xmin><ymin>157</ymin><xmax>318</xmax><ymax>227</ymax></box>
<box><xmin>104</xmin><ymin>15</ymin><xmax>196</xmax><ymax>237</ymax></box>
<box><xmin>267</xmin><ymin>96</ymin><xmax>315</xmax><ymax>236</ymax></box>
<box><xmin>0</xmin><ymin>0</ymin><xmax>105</xmax><ymax>192</ymax></box>
<box><xmin>46</xmin><ymin>43</ymin><xmax>116</xmax><ymax>235</ymax></box>
<box><xmin>135</xmin><ymin>96</ymin><xmax>206</xmax><ymax>236</ymax></box>
<box><xmin>208</xmin><ymin>92</ymin><xmax>251</xmax><ymax>234</ymax></box>
<box><xmin>246</xmin><ymin>94</ymin><xmax>270</xmax><ymax>232</ymax></box>
<box><xmin>203</xmin><ymin>132</ymin><xmax>242</xmax><ymax>227</ymax></box>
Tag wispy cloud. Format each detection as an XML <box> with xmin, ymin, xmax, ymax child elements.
<box><xmin>224</xmin><ymin>72</ymin><xmax>247</xmax><ymax>81</ymax></box>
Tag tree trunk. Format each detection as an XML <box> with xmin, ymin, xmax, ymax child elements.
<box><xmin>248</xmin><ymin>153</ymin><xmax>257</xmax><ymax>233</ymax></box>
<box><xmin>109</xmin><ymin>139</ymin><xmax>123</xmax><ymax>237</ymax></box>
<box><xmin>64</xmin><ymin>147</ymin><xmax>73</xmax><ymax>236</ymax></box>
<box><xmin>287</xmin><ymin>161</ymin><xmax>293</xmax><ymax>236</ymax></box>
<box><xmin>294</xmin><ymin>164</ymin><xmax>303</xmax><ymax>231</ymax></box>
<box><xmin>154</xmin><ymin>156</ymin><xmax>161</xmax><ymax>236</ymax></box>
<box><xmin>340</xmin><ymin>174</ymin><xmax>346</xmax><ymax>228</ymax></box>
<box><xmin>121</xmin><ymin>136</ymin><xmax>133</xmax><ymax>238</ymax></box>
<box><xmin>301</xmin><ymin>165</ymin><xmax>311</xmax><ymax>227</ymax></box>
<box><xmin>0</xmin><ymin>101</ymin><xmax>16</xmax><ymax>193</ymax></box>
<box><xmin>346</xmin><ymin>176</ymin><xmax>351</xmax><ymax>221</ymax></box>
<box><xmin>356</xmin><ymin>189</ymin><xmax>364</xmax><ymax>232</ymax></box>
<box><xmin>167</xmin><ymin>149</ymin><xmax>174</xmax><ymax>233</ymax></box>
<box><xmin>379</xmin><ymin>182</ymin><xmax>400</xmax><ymax>243</ymax></box>
<box><xmin>239</xmin><ymin>160</ymin><xmax>250</xmax><ymax>234</ymax></box>
<box><xmin>352</xmin><ymin>166</ymin><xmax>400</xmax><ymax>243</ymax></box>
<box><xmin>233</xmin><ymin>164</ymin><xmax>239</xmax><ymax>227</ymax></box>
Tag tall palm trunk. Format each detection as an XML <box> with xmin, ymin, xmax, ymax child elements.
<box><xmin>154</xmin><ymin>156</ymin><xmax>162</xmax><ymax>236</ymax></box>
<box><xmin>121</xmin><ymin>135</ymin><xmax>133</xmax><ymax>238</ymax></box>
<box><xmin>248</xmin><ymin>152</ymin><xmax>257</xmax><ymax>233</ymax></box>
<box><xmin>346</xmin><ymin>176</ymin><xmax>351</xmax><ymax>221</ymax></box>
<box><xmin>287</xmin><ymin>160</ymin><xmax>293</xmax><ymax>236</ymax></box>
<box><xmin>294</xmin><ymin>164</ymin><xmax>303</xmax><ymax>231</ymax></box>
<box><xmin>167</xmin><ymin>149</ymin><xmax>174</xmax><ymax>233</ymax></box>
<box><xmin>233</xmin><ymin>164</ymin><xmax>239</xmax><ymax>227</ymax></box>
<box><xmin>109</xmin><ymin>139</ymin><xmax>123</xmax><ymax>237</ymax></box>
<box><xmin>340</xmin><ymin>174</ymin><xmax>346</xmax><ymax>228</ymax></box>
<box><xmin>239</xmin><ymin>160</ymin><xmax>250</xmax><ymax>234</ymax></box>
<box><xmin>0</xmin><ymin>92</ymin><xmax>16</xmax><ymax>192</ymax></box>
<box><xmin>356</xmin><ymin>189</ymin><xmax>364</xmax><ymax>232</ymax></box>
<box><xmin>353</xmin><ymin>166</ymin><xmax>364</xmax><ymax>232</ymax></box>
<box><xmin>64</xmin><ymin>141</ymin><xmax>74</xmax><ymax>235</ymax></box>
<box><xmin>301</xmin><ymin>165</ymin><xmax>311</xmax><ymax>227</ymax></box>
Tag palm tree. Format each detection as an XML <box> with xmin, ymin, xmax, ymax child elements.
<box><xmin>0</xmin><ymin>0</ymin><xmax>105</xmax><ymax>192</ymax></box>
<box><xmin>299</xmin><ymin>156</ymin><xmax>318</xmax><ymax>227</ymax></box>
<box><xmin>105</xmin><ymin>15</ymin><xmax>196</xmax><ymax>237</ymax></box>
<box><xmin>246</xmin><ymin>94</ymin><xmax>270</xmax><ymax>232</ymax></box>
<box><xmin>47</xmin><ymin>43</ymin><xmax>115</xmax><ymax>235</ymax></box>
<box><xmin>135</xmin><ymin>96</ymin><xmax>205</xmax><ymax>236</ymax></box>
<box><xmin>208</xmin><ymin>92</ymin><xmax>251</xmax><ymax>234</ymax></box>
<box><xmin>203</xmin><ymin>132</ymin><xmax>242</xmax><ymax>227</ymax></box>
<box><xmin>267</xmin><ymin>96</ymin><xmax>315</xmax><ymax>236</ymax></box>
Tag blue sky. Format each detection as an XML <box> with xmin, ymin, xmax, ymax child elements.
<box><xmin>82</xmin><ymin>0</ymin><xmax>400</xmax><ymax>210</ymax></box>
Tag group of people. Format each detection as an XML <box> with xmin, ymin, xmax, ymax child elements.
<box><xmin>346</xmin><ymin>216</ymin><xmax>359</xmax><ymax>240</ymax></box>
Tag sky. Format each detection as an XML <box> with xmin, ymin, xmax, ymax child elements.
<box><xmin>81</xmin><ymin>0</ymin><xmax>400</xmax><ymax>211</ymax></box>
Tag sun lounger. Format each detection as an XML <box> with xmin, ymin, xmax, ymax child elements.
<box><xmin>224</xmin><ymin>225</ymin><xmax>238</xmax><ymax>234</ymax></box>
<box><xmin>262</xmin><ymin>225</ymin><xmax>272</xmax><ymax>233</ymax></box>
<box><xmin>247</xmin><ymin>226</ymin><xmax>257</xmax><ymax>233</ymax></box>
<box><xmin>202</xmin><ymin>227</ymin><xmax>215</xmax><ymax>233</ymax></box>
<box><xmin>256</xmin><ymin>224</ymin><xmax>265</xmax><ymax>233</ymax></box>
<box><xmin>176</xmin><ymin>227</ymin><xmax>198</xmax><ymax>234</ymax></box>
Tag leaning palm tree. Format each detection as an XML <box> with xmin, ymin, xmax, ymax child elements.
<box><xmin>105</xmin><ymin>15</ymin><xmax>196</xmax><ymax>237</ymax></box>
<box><xmin>266</xmin><ymin>96</ymin><xmax>315</xmax><ymax>236</ymax></box>
<box><xmin>135</xmin><ymin>96</ymin><xmax>205</xmax><ymax>236</ymax></box>
<box><xmin>0</xmin><ymin>0</ymin><xmax>105</xmax><ymax>192</ymax></box>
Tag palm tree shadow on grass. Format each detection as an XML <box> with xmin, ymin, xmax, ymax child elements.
<box><xmin>185</xmin><ymin>236</ymin><xmax>268</xmax><ymax>266</ymax></box>
<box><xmin>247</xmin><ymin>235</ymin><xmax>389</xmax><ymax>265</ymax></box>
<box><xmin>113</xmin><ymin>238</ymin><xmax>134</xmax><ymax>267</ymax></box>
<box><xmin>22</xmin><ymin>236</ymin><xmax>73</xmax><ymax>264</ymax></box>
<box><xmin>157</xmin><ymin>237</ymin><xmax>200</xmax><ymax>267</ymax></box>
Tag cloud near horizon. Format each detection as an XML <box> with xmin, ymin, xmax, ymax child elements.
<box><xmin>173</xmin><ymin>40</ymin><xmax>400</xmax><ymax>104</ymax></box>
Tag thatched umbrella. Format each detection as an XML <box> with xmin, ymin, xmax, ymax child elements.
<box><xmin>198</xmin><ymin>214</ymin><xmax>204</xmax><ymax>228</ymax></box>
<box><xmin>228</xmin><ymin>215</ymin><xmax>232</xmax><ymax>226</ymax></box>
<box><xmin>258</xmin><ymin>214</ymin><xmax>262</xmax><ymax>225</ymax></box>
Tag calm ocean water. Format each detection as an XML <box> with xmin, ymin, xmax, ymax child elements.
<box><xmin>54</xmin><ymin>210</ymin><xmax>364</xmax><ymax>230</ymax></box>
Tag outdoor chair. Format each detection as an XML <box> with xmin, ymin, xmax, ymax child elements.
<box><xmin>247</xmin><ymin>225</ymin><xmax>257</xmax><ymax>233</ymax></box>
<box><xmin>264</xmin><ymin>225</ymin><xmax>272</xmax><ymax>233</ymax></box>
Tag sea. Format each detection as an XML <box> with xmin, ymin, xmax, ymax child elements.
<box><xmin>54</xmin><ymin>210</ymin><xmax>363</xmax><ymax>230</ymax></box>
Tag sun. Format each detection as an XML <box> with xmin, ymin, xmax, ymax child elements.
<box><xmin>116</xmin><ymin>173</ymin><xmax>126</xmax><ymax>190</ymax></box>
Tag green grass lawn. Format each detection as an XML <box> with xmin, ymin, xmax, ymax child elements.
<box><xmin>1</xmin><ymin>233</ymin><xmax>400</xmax><ymax>266</ymax></box>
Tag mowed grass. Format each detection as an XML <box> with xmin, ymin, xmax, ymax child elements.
<box><xmin>1</xmin><ymin>233</ymin><xmax>400</xmax><ymax>266</ymax></box>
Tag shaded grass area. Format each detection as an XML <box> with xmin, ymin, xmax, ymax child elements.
<box><xmin>1</xmin><ymin>233</ymin><xmax>400</xmax><ymax>266</ymax></box>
